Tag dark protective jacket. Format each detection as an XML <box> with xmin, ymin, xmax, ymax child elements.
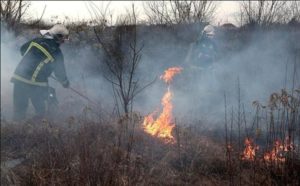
<box><xmin>196</xmin><ymin>36</ymin><xmax>217</xmax><ymax>60</ymax></box>
<box><xmin>11</xmin><ymin>37</ymin><xmax>69</xmax><ymax>87</ymax></box>
<box><xmin>192</xmin><ymin>35</ymin><xmax>218</xmax><ymax>69</ymax></box>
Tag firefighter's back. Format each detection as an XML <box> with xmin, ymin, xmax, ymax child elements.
<box><xmin>12</xmin><ymin>37</ymin><xmax>62</xmax><ymax>86</ymax></box>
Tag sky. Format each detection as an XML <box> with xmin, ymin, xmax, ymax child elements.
<box><xmin>27</xmin><ymin>1</ymin><xmax>241</xmax><ymax>26</ymax></box>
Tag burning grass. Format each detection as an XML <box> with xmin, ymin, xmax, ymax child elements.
<box><xmin>143</xmin><ymin>67</ymin><xmax>183</xmax><ymax>143</ymax></box>
<box><xmin>225</xmin><ymin>88</ymin><xmax>300</xmax><ymax>185</ymax></box>
<box><xmin>1</xmin><ymin>116</ymin><xmax>227</xmax><ymax>185</ymax></box>
<box><xmin>1</xmin><ymin>117</ymin><xmax>299</xmax><ymax>185</ymax></box>
<box><xmin>1</xmin><ymin>88</ymin><xmax>300</xmax><ymax>185</ymax></box>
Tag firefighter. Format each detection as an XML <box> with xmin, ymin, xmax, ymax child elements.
<box><xmin>195</xmin><ymin>24</ymin><xmax>217</xmax><ymax>69</ymax></box>
<box><xmin>11</xmin><ymin>24</ymin><xmax>70</xmax><ymax>121</ymax></box>
<box><xmin>183</xmin><ymin>24</ymin><xmax>218</xmax><ymax>70</ymax></box>
<box><xmin>182</xmin><ymin>24</ymin><xmax>218</xmax><ymax>84</ymax></box>
<box><xmin>179</xmin><ymin>24</ymin><xmax>219</xmax><ymax>110</ymax></box>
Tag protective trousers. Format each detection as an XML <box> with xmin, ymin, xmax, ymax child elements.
<box><xmin>13</xmin><ymin>81</ymin><xmax>48</xmax><ymax>121</ymax></box>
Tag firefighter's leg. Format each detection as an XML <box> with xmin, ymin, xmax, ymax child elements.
<box><xmin>30</xmin><ymin>86</ymin><xmax>47</xmax><ymax>119</ymax></box>
<box><xmin>13</xmin><ymin>82</ymin><xmax>30</xmax><ymax>121</ymax></box>
<box><xmin>46</xmin><ymin>87</ymin><xmax>59</xmax><ymax>119</ymax></box>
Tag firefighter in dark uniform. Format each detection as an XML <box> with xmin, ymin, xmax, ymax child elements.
<box><xmin>195</xmin><ymin>24</ymin><xmax>217</xmax><ymax>69</ymax></box>
<box><xmin>182</xmin><ymin>24</ymin><xmax>218</xmax><ymax>87</ymax></box>
<box><xmin>179</xmin><ymin>24</ymin><xmax>219</xmax><ymax>115</ymax></box>
<box><xmin>11</xmin><ymin>24</ymin><xmax>70</xmax><ymax>121</ymax></box>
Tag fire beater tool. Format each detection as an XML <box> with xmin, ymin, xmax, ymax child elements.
<box><xmin>50</xmin><ymin>75</ymin><xmax>99</xmax><ymax>107</ymax></box>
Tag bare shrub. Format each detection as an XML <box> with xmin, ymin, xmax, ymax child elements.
<box><xmin>285</xmin><ymin>1</ymin><xmax>300</xmax><ymax>22</ymax></box>
<box><xmin>92</xmin><ymin>4</ymin><xmax>155</xmax><ymax>115</ymax></box>
<box><xmin>238</xmin><ymin>0</ymin><xmax>288</xmax><ymax>27</ymax></box>
<box><xmin>0</xmin><ymin>0</ymin><xmax>30</xmax><ymax>29</ymax></box>
<box><xmin>143</xmin><ymin>0</ymin><xmax>217</xmax><ymax>25</ymax></box>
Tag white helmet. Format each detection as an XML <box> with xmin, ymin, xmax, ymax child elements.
<box><xmin>202</xmin><ymin>24</ymin><xmax>215</xmax><ymax>36</ymax></box>
<box><xmin>49</xmin><ymin>24</ymin><xmax>69</xmax><ymax>36</ymax></box>
<box><xmin>40</xmin><ymin>24</ymin><xmax>69</xmax><ymax>40</ymax></box>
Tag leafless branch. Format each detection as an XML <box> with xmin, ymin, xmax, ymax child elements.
<box><xmin>28</xmin><ymin>5</ymin><xmax>46</xmax><ymax>26</ymax></box>
<box><xmin>239</xmin><ymin>0</ymin><xmax>289</xmax><ymax>27</ymax></box>
<box><xmin>92</xmin><ymin>4</ymin><xmax>154</xmax><ymax>114</ymax></box>
<box><xmin>85</xmin><ymin>1</ymin><xmax>112</xmax><ymax>27</ymax></box>
<box><xmin>284</xmin><ymin>1</ymin><xmax>300</xmax><ymax>23</ymax></box>
<box><xmin>1</xmin><ymin>0</ymin><xmax>30</xmax><ymax>29</ymax></box>
<box><xmin>143</xmin><ymin>0</ymin><xmax>217</xmax><ymax>25</ymax></box>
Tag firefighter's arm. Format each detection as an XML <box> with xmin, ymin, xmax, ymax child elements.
<box><xmin>54</xmin><ymin>53</ymin><xmax>70</xmax><ymax>88</ymax></box>
<box><xmin>20</xmin><ymin>40</ymin><xmax>32</xmax><ymax>56</ymax></box>
<box><xmin>184</xmin><ymin>34</ymin><xmax>203</xmax><ymax>64</ymax></box>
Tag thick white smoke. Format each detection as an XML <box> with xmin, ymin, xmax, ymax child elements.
<box><xmin>1</xmin><ymin>25</ymin><xmax>27</xmax><ymax>120</ymax></box>
<box><xmin>1</xmin><ymin>25</ymin><xmax>114</xmax><ymax>121</ymax></box>
<box><xmin>1</xmin><ymin>23</ymin><xmax>299</xmax><ymax>125</ymax></box>
<box><xmin>134</xmin><ymin>25</ymin><xmax>300</xmax><ymax>125</ymax></box>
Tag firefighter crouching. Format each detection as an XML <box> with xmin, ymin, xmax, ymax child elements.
<box><xmin>11</xmin><ymin>24</ymin><xmax>70</xmax><ymax>121</ymax></box>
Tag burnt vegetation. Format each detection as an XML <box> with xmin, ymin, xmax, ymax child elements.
<box><xmin>1</xmin><ymin>1</ymin><xmax>300</xmax><ymax>185</ymax></box>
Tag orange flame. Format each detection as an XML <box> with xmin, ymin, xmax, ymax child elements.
<box><xmin>143</xmin><ymin>67</ymin><xmax>182</xmax><ymax>143</ymax></box>
<box><xmin>264</xmin><ymin>140</ymin><xmax>286</xmax><ymax>163</ymax></box>
<box><xmin>241</xmin><ymin>138</ymin><xmax>259</xmax><ymax>161</ymax></box>
<box><xmin>160</xmin><ymin>67</ymin><xmax>183</xmax><ymax>84</ymax></box>
<box><xmin>264</xmin><ymin>138</ymin><xmax>294</xmax><ymax>164</ymax></box>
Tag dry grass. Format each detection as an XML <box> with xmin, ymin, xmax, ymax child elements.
<box><xmin>1</xmin><ymin>113</ymin><xmax>228</xmax><ymax>186</ymax></box>
<box><xmin>1</xmin><ymin>19</ymin><xmax>300</xmax><ymax>186</ymax></box>
<box><xmin>2</xmin><ymin>99</ymin><xmax>299</xmax><ymax>186</ymax></box>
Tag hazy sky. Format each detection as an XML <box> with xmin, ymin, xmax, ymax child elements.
<box><xmin>27</xmin><ymin>1</ymin><xmax>240</xmax><ymax>25</ymax></box>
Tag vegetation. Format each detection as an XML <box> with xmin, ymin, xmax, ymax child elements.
<box><xmin>1</xmin><ymin>1</ymin><xmax>300</xmax><ymax>185</ymax></box>
<box><xmin>1</xmin><ymin>87</ymin><xmax>299</xmax><ymax>185</ymax></box>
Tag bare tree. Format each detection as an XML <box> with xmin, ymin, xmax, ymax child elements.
<box><xmin>143</xmin><ymin>1</ymin><xmax>170</xmax><ymax>25</ymax></box>
<box><xmin>285</xmin><ymin>1</ymin><xmax>300</xmax><ymax>22</ymax></box>
<box><xmin>143</xmin><ymin>0</ymin><xmax>217</xmax><ymax>25</ymax></box>
<box><xmin>238</xmin><ymin>0</ymin><xmax>288</xmax><ymax>27</ymax></box>
<box><xmin>0</xmin><ymin>0</ymin><xmax>30</xmax><ymax>29</ymax></box>
<box><xmin>93</xmin><ymin>4</ymin><xmax>155</xmax><ymax>115</ymax></box>
<box><xmin>85</xmin><ymin>1</ymin><xmax>113</xmax><ymax>27</ymax></box>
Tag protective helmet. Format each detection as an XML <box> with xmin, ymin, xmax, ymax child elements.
<box><xmin>40</xmin><ymin>24</ymin><xmax>69</xmax><ymax>41</ymax></box>
<box><xmin>49</xmin><ymin>24</ymin><xmax>69</xmax><ymax>36</ymax></box>
<box><xmin>202</xmin><ymin>24</ymin><xmax>215</xmax><ymax>37</ymax></box>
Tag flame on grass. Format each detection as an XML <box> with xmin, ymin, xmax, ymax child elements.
<box><xmin>240</xmin><ymin>137</ymin><xmax>294</xmax><ymax>164</ymax></box>
<box><xmin>143</xmin><ymin>67</ymin><xmax>182</xmax><ymax>143</ymax></box>
<box><xmin>264</xmin><ymin>138</ymin><xmax>294</xmax><ymax>164</ymax></box>
<box><xmin>241</xmin><ymin>138</ymin><xmax>259</xmax><ymax>161</ymax></box>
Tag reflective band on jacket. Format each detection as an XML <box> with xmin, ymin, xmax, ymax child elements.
<box><xmin>24</xmin><ymin>42</ymin><xmax>54</xmax><ymax>62</ymax></box>
<box><xmin>24</xmin><ymin>41</ymin><xmax>54</xmax><ymax>82</ymax></box>
<box><xmin>12</xmin><ymin>74</ymin><xmax>48</xmax><ymax>87</ymax></box>
<box><xmin>31</xmin><ymin>58</ymin><xmax>51</xmax><ymax>82</ymax></box>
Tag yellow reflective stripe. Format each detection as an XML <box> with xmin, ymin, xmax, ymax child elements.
<box><xmin>32</xmin><ymin>62</ymin><xmax>45</xmax><ymax>81</ymax></box>
<box><xmin>24</xmin><ymin>42</ymin><xmax>54</xmax><ymax>62</ymax></box>
<box><xmin>32</xmin><ymin>42</ymin><xmax>54</xmax><ymax>62</ymax></box>
<box><xmin>12</xmin><ymin>74</ymin><xmax>48</xmax><ymax>87</ymax></box>
<box><xmin>24</xmin><ymin>43</ymin><xmax>32</xmax><ymax>56</ymax></box>
<box><xmin>31</xmin><ymin>58</ymin><xmax>50</xmax><ymax>81</ymax></box>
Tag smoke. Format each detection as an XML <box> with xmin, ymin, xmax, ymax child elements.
<box><xmin>0</xmin><ymin>25</ymin><xmax>114</xmax><ymax>121</ymax></box>
<box><xmin>1</xmin><ymin>25</ymin><xmax>26</xmax><ymax>120</ymax></box>
<box><xmin>1</xmin><ymin>23</ymin><xmax>299</xmax><ymax>125</ymax></box>
<box><xmin>133</xmin><ymin>25</ymin><xmax>300</xmax><ymax>126</ymax></box>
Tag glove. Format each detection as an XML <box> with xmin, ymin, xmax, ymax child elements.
<box><xmin>62</xmin><ymin>79</ymin><xmax>70</xmax><ymax>88</ymax></box>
